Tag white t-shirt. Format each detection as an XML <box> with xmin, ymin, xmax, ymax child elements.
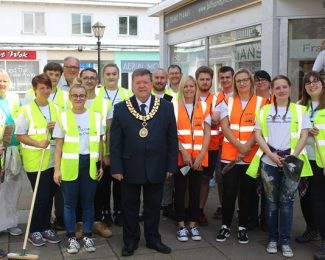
<box><xmin>215</xmin><ymin>99</ymin><xmax>248</xmax><ymax>120</ymax></box>
<box><xmin>305</xmin><ymin>101</ymin><xmax>319</xmax><ymax>160</ymax></box>
<box><xmin>255</xmin><ymin>104</ymin><xmax>312</xmax><ymax>166</ymax></box>
<box><xmin>184</xmin><ymin>103</ymin><xmax>211</xmax><ymax>125</ymax></box>
<box><xmin>312</xmin><ymin>50</ymin><xmax>325</xmax><ymax>72</ymax></box>
<box><xmin>105</xmin><ymin>89</ymin><xmax>123</xmax><ymax>120</ymax></box>
<box><xmin>15</xmin><ymin>104</ymin><xmax>55</xmax><ymax>169</ymax></box>
<box><xmin>52</xmin><ymin>110</ymin><xmax>104</xmax><ymax>155</ymax></box>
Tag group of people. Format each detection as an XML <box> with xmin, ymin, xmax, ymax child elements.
<box><xmin>0</xmin><ymin>56</ymin><xmax>324</xmax><ymax>260</ymax></box>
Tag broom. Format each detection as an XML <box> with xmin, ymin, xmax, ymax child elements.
<box><xmin>7</xmin><ymin>145</ymin><xmax>47</xmax><ymax>260</ymax></box>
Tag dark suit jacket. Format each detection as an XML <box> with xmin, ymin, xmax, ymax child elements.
<box><xmin>110</xmin><ymin>95</ymin><xmax>178</xmax><ymax>184</ymax></box>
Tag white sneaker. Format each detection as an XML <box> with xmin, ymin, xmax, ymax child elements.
<box><xmin>281</xmin><ymin>245</ymin><xmax>294</xmax><ymax>258</ymax></box>
<box><xmin>83</xmin><ymin>237</ymin><xmax>96</xmax><ymax>252</ymax></box>
<box><xmin>266</xmin><ymin>241</ymin><xmax>277</xmax><ymax>254</ymax></box>
<box><xmin>189</xmin><ymin>226</ymin><xmax>202</xmax><ymax>241</ymax></box>
<box><xmin>67</xmin><ymin>237</ymin><xmax>80</xmax><ymax>254</ymax></box>
<box><xmin>7</xmin><ymin>227</ymin><xmax>23</xmax><ymax>236</ymax></box>
<box><xmin>176</xmin><ymin>227</ymin><xmax>189</xmax><ymax>242</ymax></box>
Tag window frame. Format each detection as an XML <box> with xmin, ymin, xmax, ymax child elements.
<box><xmin>118</xmin><ymin>15</ymin><xmax>138</xmax><ymax>36</ymax></box>
<box><xmin>71</xmin><ymin>13</ymin><xmax>93</xmax><ymax>35</ymax></box>
<box><xmin>22</xmin><ymin>12</ymin><xmax>45</xmax><ymax>35</ymax></box>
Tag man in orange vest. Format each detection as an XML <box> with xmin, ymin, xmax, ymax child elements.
<box><xmin>195</xmin><ymin>66</ymin><xmax>225</xmax><ymax>226</ymax></box>
<box><xmin>212</xmin><ymin>66</ymin><xmax>234</xmax><ymax>220</ymax></box>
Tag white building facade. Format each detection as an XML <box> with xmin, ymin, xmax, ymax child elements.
<box><xmin>148</xmin><ymin>0</ymin><xmax>325</xmax><ymax>100</ymax></box>
<box><xmin>0</xmin><ymin>0</ymin><xmax>161</xmax><ymax>92</ymax></box>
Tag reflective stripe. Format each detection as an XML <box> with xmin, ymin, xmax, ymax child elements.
<box><xmin>28</xmin><ymin>128</ymin><xmax>47</xmax><ymax>135</ymax></box>
<box><xmin>255</xmin><ymin>96</ymin><xmax>263</xmax><ymax>111</ymax></box>
<box><xmin>62</xmin><ymin>153</ymin><xmax>79</xmax><ymax>160</ymax></box>
<box><xmin>178</xmin><ymin>129</ymin><xmax>191</xmax><ymax>135</ymax></box>
<box><xmin>255</xmin><ymin>149</ymin><xmax>264</xmax><ymax>157</ymax></box>
<box><xmin>201</xmin><ymin>101</ymin><xmax>207</xmax><ymax>114</ymax></box>
<box><xmin>64</xmin><ymin>136</ymin><xmax>79</xmax><ymax>142</ymax></box>
<box><xmin>318</xmin><ymin>140</ymin><xmax>325</xmax><ymax>146</ymax></box>
<box><xmin>21</xmin><ymin>143</ymin><xmax>50</xmax><ymax>150</ymax></box>
<box><xmin>90</xmin><ymin>152</ymin><xmax>99</xmax><ymax>158</ymax></box>
<box><xmin>291</xmin><ymin>132</ymin><xmax>299</xmax><ymax>138</ymax></box>
<box><xmin>173</xmin><ymin>100</ymin><xmax>179</xmax><ymax>123</ymax></box>
<box><xmin>182</xmin><ymin>143</ymin><xmax>192</xmax><ymax>149</ymax></box>
<box><xmin>230</xmin><ymin>124</ymin><xmax>254</xmax><ymax>132</ymax></box>
<box><xmin>211</xmin><ymin>130</ymin><xmax>219</xmax><ymax>135</ymax></box>
<box><xmin>61</xmin><ymin>112</ymin><xmax>68</xmax><ymax>131</ymax></box>
<box><xmin>228</xmin><ymin>97</ymin><xmax>234</xmax><ymax>117</ymax></box>
<box><xmin>193</xmin><ymin>130</ymin><xmax>204</xmax><ymax>136</ymax></box>
<box><xmin>90</xmin><ymin>136</ymin><xmax>99</xmax><ymax>142</ymax></box>
<box><xmin>193</xmin><ymin>144</ymin><xmax>203</xmax><ymax>150</ymax></box>
<box><xmin>315</xmin><ymin>124</ymin><xmax>325</xmax><ymax>130</ymax></box>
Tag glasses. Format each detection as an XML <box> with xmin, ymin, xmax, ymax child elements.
<box><xmin>235</xmin><ymin>78</ymin><xmax>250</xmax><ymax>84</ymax></box>
<box><xmin>255</xmin><ymin>78</ymin><xmax>268</xmax><ymax>84</ymax></box>
<box><xmin>70</xmin><ymin>94</ymin><xmax>86</xmax><ymax>100</ymax></box>
<box><xmin>305</xmin><ymin>79</ymin><xmax>320</xmax><ymax>87</ymax></box>
<box><xmin>64</xmin><ymin>65</ymin><xmax>79</xmax><ymax>70</ymax></box>
<box><xmin>82</xmin><ymin>76</ymin><xmax>97</xmax><ymax>81</ymax></box>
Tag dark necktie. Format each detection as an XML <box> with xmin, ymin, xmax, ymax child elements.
<box><xmin>140</xmin><ymin>104</ymin><xmax>146</xmax><ymax>116</ymax></box>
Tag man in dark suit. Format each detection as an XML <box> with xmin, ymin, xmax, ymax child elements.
<box><xmin>110</xmin><ymin>68</ymin><xmax>178</xmax><ymax>257</ymax></box>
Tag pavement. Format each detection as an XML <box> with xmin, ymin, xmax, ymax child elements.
<box><xmin>0</xmin><ymin>173</ymin><xmax>320</xmax><ymax>260</ymax></box>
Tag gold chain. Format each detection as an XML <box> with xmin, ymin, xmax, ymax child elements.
<box><xmin>125</xmin><ymin>96</ymin><xmax>160</xmax><ymax>122</ymax></box>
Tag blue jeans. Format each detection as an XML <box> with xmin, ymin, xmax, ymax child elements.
<box><xmin>61</xmin><ymin>155</ymin><xmax>98</xmax><ymax>237</ymax></box>
<box><xmin>261</xmin><ymin>162</ymin><xmax>299</xmax><ymax>245</ymax></box>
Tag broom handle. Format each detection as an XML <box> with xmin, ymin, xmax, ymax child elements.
<box><xmin>22</xmin><ymin>147</ymin><xmax>47</xmax><ymax>252</ymax></box>
<box><xmin>314</xmin><ymin>137</ymin><xmax>325</xmax><ymax>176</ymax></box>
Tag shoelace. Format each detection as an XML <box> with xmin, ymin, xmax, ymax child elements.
<box><xmin>191</xmin><ymin>227</ymin><xmax>199</xmax><ymax>236</ymax></box>
<box><xmin>45</xmin><ymin>230</ymin><xmax>55</xmax><ymax>236</ymax></box>
<box><xmin>33</xmin><ymin>232</ymin><xmax>43</xmax><ymax>240</ymax></box>
<box><xmin>69</xmin><ymin>238</ymin><xmax>80</xmax><ymax>249</ymax></box>
<box><xmin>178</xmin><ymin>228</ymin><xmax>188</xmax><ymax>237</ymax></box>
<box><xmin>84</xmin><ymin>238</ymin><xmax>94</xmax><ymax>247</ymax></box>
<box><xmin>282</xmin><ymin>245</ymin><xmax>292</xmax><ymax>252</ymax></box>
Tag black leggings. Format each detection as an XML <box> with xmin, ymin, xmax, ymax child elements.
<box><xmin>299</xmin><ymin>177</ymin><xmax>316</xmax><ymax>230</ymax></box>
<box><xmin>310</xmin><ymin>160</ymin><xmax>325</xmax><ymax>239</ymax></box>
<box><xmin>174</xmin><ymin>168</ymin><xmax>202</xmax><ymax>222</ymax></box>
<box><xmin>221</xmin><ymin>163</ymin><xmax>255</xmax><ymax>228</ymax></box>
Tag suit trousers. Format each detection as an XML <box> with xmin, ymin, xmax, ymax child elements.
<box><xmin>121</xmin><ymin>181</ymin><xmax>164</xmax><ymax>247</ymax></box>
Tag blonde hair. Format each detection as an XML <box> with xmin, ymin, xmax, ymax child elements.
<box><xmin>69</xmin><ymin>81</ymin><xmax>86</xmax><ymax>96</ymax></box>
<box><xmin>0</xmin><ymin>69</ymin><xmax>12</xmax><ymax>90</ymax></box>
<box><xmin>233</xmin><ymin>68</ymin><xmax>254</xmax><ymax>97</ymax></box>
<box><xmin>177</xmin><ymin>75</ymin><xmax>199</xmax><ymax>107</ymax></box>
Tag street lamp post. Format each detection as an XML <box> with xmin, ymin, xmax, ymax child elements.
<box><xmin>92</xmin><ymin>21</ymin><xmax>106</xmax><ymax>84</ymax></box>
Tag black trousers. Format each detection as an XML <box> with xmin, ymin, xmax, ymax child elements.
<box><xmin>299</xmin><ymin>176</ymin><xmax>316</xmax><ymax>230</ymax></box>
<box><xmin>26</xmin><ymin>168</ymin><xmax>57</xmax><ymax>233</ymax></box>
<box><xmin>221</xmin><ymin>163</ymin><xmax>255</xmax><ymax>228</ymax></box>
<box><xmin>121</xmin><ymin>181</ymin><xmax>164</xmax><ymax>247</ymax></box>
<box><xmin>174</xmin><ymin>168</ymin><xmax>202</xmax><ymax>222</ymax></box>
<box><xmin>310</xmin><ymin>160</ymin><xmax>325</xmax><ymax>239</ymax></box>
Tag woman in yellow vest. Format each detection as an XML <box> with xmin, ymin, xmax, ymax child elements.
<box><xmin>15</xmin><ymin>73</ymin><xmax>61</xmax><ymax>246</ymax></box>
<box><xmin>53</xmin><ymin>83</ymin><xmax>104</xmax><ymax>254</ymax></box>
<box><xmin>299</xmin><ymin>71</ymin><xmax>325</xmax><ymax>260</ymax></box>
<box><xmin>247</xmin><ymin>75</ymin><xmax>311</xmax><ymax>257</ymax></box>
<box><xmin>216</xmin><ymin>69</ymin><xmax>266</xmax><ymax>244</ymax></box>
<box><xmin>174</xmin><ymin>75</ymin><xmax>211</xmax><ymax>242</ymax></box>
<box><xmin>0</xmin><ymin>69</ymin><xmax>23</xmax><ymax>239</ymax></box>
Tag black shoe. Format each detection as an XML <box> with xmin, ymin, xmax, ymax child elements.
<box><xmin>113</xmin><ymin>211</ymin><xmax>123</xmax><ymax>227</ymax></box>
<box><xmin>296</xmin><ymin>228</ymin><xmax>320</xmax><ymax>243</ymax></box>
<box><xmin>122</xmin><ymin>246</ymin><xmax>135</xmax><ymax>256</ymax></box>
<box><xmin>146</xmin><ymin>241</ymin><xmax>171</xmax><ymax>254</ymax></box>
<box><xmin>212</xmin><ymin>207</ymin><xmax>222</xmax><ymax>219</ymax></box>
<box><xmin>102</xmin><ymin>213</ymin><xmax>113</xmax><ymax>227</ymax></box>
<box><xmin>162</xmin><ymin>206</ymin><xmax>176</xmax><ymax>220</ymax></box>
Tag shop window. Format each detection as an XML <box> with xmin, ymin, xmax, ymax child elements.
<box><xmin>23</xmin><ymin>12</ymin><xmax>45</xmax><ymax>34</ymax></box>
<box><xmin>72</xmin><ymin>14</ymin><xmax>92</xmax><ymax>35</ymax></box>
<box><xmin>288</xmin><ymin>18</ymin><xmax>325</xmax><ymax>100</ymax></box>
<box><xmin>170</xmin><ymin>38</ymin><xmax>207</xmax><ymax>76</ymax></box>
<box><xmin>119</xmin><ymin>16</ymin><xmax>137</xmax><ymax>36</ymax></box>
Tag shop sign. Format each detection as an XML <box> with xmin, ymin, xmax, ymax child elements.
<box><xmin>289</xmin><ymin>40</ymin><xmax>322</xmax><ymax>59</ymax></box>
<box><xmin>0</xmin><ymin>50</ymin><xmax>36</xmax><ymax>60</ymax></box>
<box><xmin>235</xmin><ymin>42</ymin><xmax>261</xmax><ymax>62</ymax></box>
<box><xmin>121</xmin><ymin>60</ymin><xmax>160</xmax><ymax>73</ymax></box>
<box><xmin>164</xmin><ymin>0</ymin><xmax>261</xmax><ymax>31</ymax></box>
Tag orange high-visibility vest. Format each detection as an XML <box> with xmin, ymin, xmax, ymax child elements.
<box><xmin>221</xmin><ymin>94</ymin><xmax>267</xmax><ymax>163</ymax></box>
<box><xmin>174</xmin><ymin>101</ymin><xmax>209</xmax><ymax>167</ymax></box>
<box><xmin>205</xmin><ymin>92</ymin><xmax>225</xmax><ymax>151</ymax></box>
